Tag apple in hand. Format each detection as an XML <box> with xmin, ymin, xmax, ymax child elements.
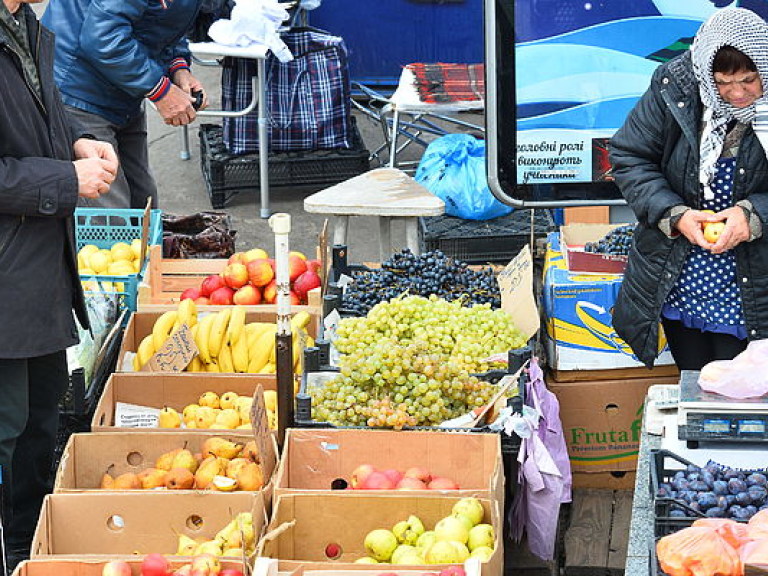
<box><xmin>703</xmin><ymin>221</ymin><xmax>726</xmax><ymax>244</ymax></box>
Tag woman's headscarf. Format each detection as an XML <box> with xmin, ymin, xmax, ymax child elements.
<box><xmin>690</xmin><ymin>8</ymin><xmax>768</xmax><ymax>198</ymax></box>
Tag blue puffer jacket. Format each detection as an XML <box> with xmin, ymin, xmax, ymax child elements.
<box><xmin>42</xmin><ymin>0</ymin><xmax>201</xmax><ymax>126</ymax></box>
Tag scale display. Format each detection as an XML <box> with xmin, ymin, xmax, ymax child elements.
<box><xmin>677</xmin><ymin>370</ymin><xmax>768</xmax><ymax>446</ymax></box>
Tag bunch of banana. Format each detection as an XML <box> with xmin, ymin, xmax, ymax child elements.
<box><xmin>132</xmin><ymin>299</ymin><xmax>198</xmax><ymax>371</ymax></box>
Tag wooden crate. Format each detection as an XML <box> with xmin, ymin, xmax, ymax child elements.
<box><xmin>137</xmin><ymin>245</ymin><xmax>321</xmax><ymax>313</ymax></box>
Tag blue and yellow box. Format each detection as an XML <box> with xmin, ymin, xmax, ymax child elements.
<box><xmin>543</xmin><ymin>232</ymin><xmax>674</xmax><ymax>371</ymax></box>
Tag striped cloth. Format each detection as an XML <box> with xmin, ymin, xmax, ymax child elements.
<box><xmin>407</xmin><ymin>63</ymin><xmax>484</xmax><ymax>104</ymax></box>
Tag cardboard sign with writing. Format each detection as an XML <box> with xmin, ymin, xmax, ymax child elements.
<box><xmin>142</xmin><ymin>323</ymin><xmax>198</xmax><ymax>372</ymax></box>
<box><xmin>249</xmin><ymin>385</ymin><xmax>271</xmax><ymax>478</ymax></box>
<box><xmin>497</xmin><ymin>245</ymin><xmax>539</xmax><ymax>339</ymax></box>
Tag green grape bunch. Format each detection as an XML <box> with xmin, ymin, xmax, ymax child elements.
<box><xmin>310</xmin><ymin>295</ymin><xmax>527</xmax><ymax>428</ymax></box>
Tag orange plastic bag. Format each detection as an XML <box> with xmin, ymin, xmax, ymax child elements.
<box><xmin>657</xmin><ymin>526</ymin><xmax>743</xmax><ymax>576</ymax></box>
<box><xmin>692</xmin><ymin>519</ymin><xmax>751</xmax><ymax>551</ymax></box>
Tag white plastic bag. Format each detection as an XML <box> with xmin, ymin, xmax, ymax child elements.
<box><xmin>698</xmin><ymin>339</ymin><xmax>768</xmax><ymax>398</ymax></box>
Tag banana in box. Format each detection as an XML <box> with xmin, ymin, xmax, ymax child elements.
<box><xmin>542</xmin><ymin>231</ymin><xmax>674</xmax><ymax>371</ymax></box>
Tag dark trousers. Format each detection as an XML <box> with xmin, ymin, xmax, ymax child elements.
<box><xmin>0</xmin><ymin>351</ymin><xmax>68</xmax><ymax>553</ymax></box>
<box><xmin>661</xmin><ymin>318</ymin><xmax>748</xmax><ymax>371</ymax></box>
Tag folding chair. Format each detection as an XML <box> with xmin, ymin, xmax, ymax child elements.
<box><xmin>352</xmin><ymin>63</ymin><xmax>485</xmax><ymax>171</ymax></box>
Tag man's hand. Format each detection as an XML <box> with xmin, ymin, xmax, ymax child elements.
<box><xmin>73</xmin><ymin>157</ymin><xmax>115</xmax><ymax>199</ymax></box>
<box><xmin>154</xmin><ymin>84</ymin><xmax>198</xmax><ymax>127</ymax></box>
<box><xmin>73</xmin><ymin>138</ymin><xmax>118</xmax><ymax>177</ymax></box>
<box><xmin>172</xmin><ymin>69</ymin><xmax>209</xmax><ymax>110</ymax></box>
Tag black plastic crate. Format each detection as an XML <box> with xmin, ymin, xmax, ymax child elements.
<box><xmin>419</xmin><ymin>209</ymin><xmax>556</xmax><ymax>264</ymax></box>
<box><xmin>199</xmin><ymin>117</ymin><xmax>371</xmax><ymax>209</ymax></box>
<box><xmin>651</xmin><ymin>449</ymin><xmax>767</xmax><ymax>538</ymax></box>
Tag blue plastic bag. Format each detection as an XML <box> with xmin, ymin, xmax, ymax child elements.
<box><xmin>415</xmin><ymin>134</ymin><xmax>513</xmax><ymax>221</ymax></box>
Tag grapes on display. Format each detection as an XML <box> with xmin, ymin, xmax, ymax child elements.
<box><xmin>341</xmin><ymin>249</ymin><xmax>500</xmax><ymax>316</ymax></box>
<box><xmin>657</xmin><ymin>461</ymin><xmax>768</xmax><ymax>521</ymax></box>
<box><xmin>583</xmin><ymin>224</ymin><xmax>635</xmax><ymax>256</ymax></box>
<box><xmin>310</xmin><ymin>294</ymin><xmax>527</xmax><ymax>429</ymax></box>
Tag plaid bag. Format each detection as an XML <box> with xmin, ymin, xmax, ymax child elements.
<box><xmin>221</xmin><ymin>28</ymin><xmax>353</xmax><ymax>154</ymax></box>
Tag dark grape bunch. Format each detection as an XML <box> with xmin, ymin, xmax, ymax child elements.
<box><xmin>341</xmin><ymin>249</ymin><xmax>500</xmax><ymax>316</ymax></box>
<box><xmin>656</xmin><ymin>461</ymin><xmax>768</xmax><ymax>521</ymax></box>
<box><xmin>583</xmin><ymin>224</ymin><xmax>635</xmax><ymax>256</ymax></box>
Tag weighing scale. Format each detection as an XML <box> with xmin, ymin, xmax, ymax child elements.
<box><xmin>677</xmin><ymin>370</ymin><xmax>768</xmax><ymax>448</ymax></box>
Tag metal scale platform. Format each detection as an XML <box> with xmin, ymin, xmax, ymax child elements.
<box><xmin>677</xmin><ymin>370</ymin><xmax>768</xmax><ymax>448</ymax></box>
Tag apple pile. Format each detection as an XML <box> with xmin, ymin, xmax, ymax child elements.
<box><xmin>349</xmin><ymin>464</ymin><xmax>460</xmax><ymax>491</ymax></box>
<box><xmin>357</xmin><ymin>498</ymin><xmax>495</xmax><ymax>565</ymax></box>
<box><xmin>78</xmin><ymin>239</ymin><xmax>146</xmax><ymax>294</ymax></box>
<box><xmin>98</xmin><ymin>438</ymin><xmax>263</xmax><ymax>492</ymax></box>
<box><xmin>181</xmin><ymin>248</ymin><xmax>322</xmax><ymax>306</ymax></box>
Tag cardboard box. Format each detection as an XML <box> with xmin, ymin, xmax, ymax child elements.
<box><xmin>137</xmin><ymin>245</ymin><xmax>323</xmax><ymax>312</ymax></box>
<box><xmin>543</xmin><ymin>232</ymin><xmax>674</xmax><ymax>371</ymax></box>
<box><xmin>117</xmin><ymin>309</ymin><xmax>319</xmax><ymax>373</ymax></box>
<box><xmin>13</xmin><ymin>558</ymin><xmax>249</xmax><ymax>576</ymax></box>
<box><xmin>560</xmin><ymin>223</ymin><xmax>630</xmax><ymax>274</ymax></box>
<box><xmin>54</xmin><ymin>431</ymin><xmax>277</xmax><ymax>497</ymax></box>
<box><xmin>91</xmin><ymin>373</ymin><xmax>275</xmax><ymax>431</ymax></box>
<box><xmin>548</xmin><ymin>375</ymin><xmax>677</xmax><ymax>473</ymax></box>
<box><xmin>274</xmin><ymin>428</ymin><xmax>503</xmax><ymax>503</ymax></box>
<box><xmin>571</xmin><ymin>471</ymin><xmax>637</xmax><ymax>491</ymax></box>
<box><xmin>31</xmin><ymin>491</ymin><xmax>263</xmax><ymax>557</ymax></box>
<box><xmin>261</xmin><ymin>493</ymin><xmax>503</xmax><ymax>576</ymax></box>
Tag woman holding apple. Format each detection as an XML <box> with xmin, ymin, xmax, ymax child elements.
<box><xmin>609</xmin><ymin>7</ymin><xmax>768</xmax><ymax>371</ymax></box>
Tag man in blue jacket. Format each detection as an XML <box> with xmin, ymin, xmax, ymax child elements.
<box><xmin>42</xmin><ymin>0</ymin><xmax>209</xmax><ymax>209</ymax></box>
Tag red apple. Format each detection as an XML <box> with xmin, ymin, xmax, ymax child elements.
<box><xmin>222</xmin><ymin>262</ymin><xmax>249</xmax><ymax>289</ymax></box>
<box><xmin>293</xmin><ymin>269</ymin><xmax>321</xmax><ymax>301</ymax></box>
<box><xmin>289</xmin><ymin>250</ymin><xmax>307</xmax><ymax>260</ymax></box>
<box><xmin>396</xmin><ymin>477</ymin><xmax>428</xmax><ymax>490</ymax></box>
<box><xmin>141</xmin><ymin>553</ymin><xmax>170</xmax><ymax>576</ymax></box>
<box><xmin>102</xmin><ymin>560</ymin><xmax>132</xmax><ymax>576</ymax></box>
<box><xmin>262</xmin><ymin>279</ymin><xmax>277</xmax><ymax>304</ymax></box>
<box><xmin>242</xmin><ymin>247</ymin><xmax>268</xmax><ymax>263</ymax></box>
<box><xmin>199</xmin><ymin>274</ymin><xmax>226</xmax><ymax>297</ymax></box>
<box><xmin>288</xmin><ymin>255</ymin><xmax>308</xmax><ymax>282</ymax></box>
<box><xmin>360</xmin><ymin>470</ymin><xmax>396</xmax><ymax>490</ymax></box>
<box><xmin>350</xmin><ymin>464</ymin><xmax>376</xmax><ymax>488</ymax></box>
<box><xmin>219</xmin><ymin>570</ymin><xmax>245</xmax><ymax>576</ymax></box>
<box><xmin>439</xmin><ymin>566</ymin><xmax>466</xmax><ymax>576</ymax></box>
<box><xmin>290</xmin><ymin>290</ymin><xmax>301</xmax><ymax>305</ymax></box>
<box><xmin>325</xmin><ymin>542</ymin><xmax>342</xmax><ymax>559</ymax></box>
<box><xmin>380</xmin><ymin>468</ymin><xmax>403</xmax><ymax>485</ymax></box>
<box><xmin>180</xmin><ymin>287</ymin><xmax>201</xmax><ymax>301</ymax></box>
<box><xmin>428</xmin><ymin>477</ymin><xmax>460</xmax><ymax>490</ymax></box>
<box><xmin>194</xmin><ymin>296</ymin><xmax>210</xmax><ymax>306</ymax></box>
<box><xmin>233</xmin><ymin>284</ymin><xmax>262</xmax><ymax>305</ymax></box>
<box><xmin>306</xmin><ymin>258</ymin><xmax>322</xmax><ymax>273</ymax></box>
<box><xmin>404</xmin><ymin>466</ymin><xmax>432</xmax><ymax>484</ymax></box>
<box><xmin>227</xmin><ymin>252</ymin><xmax>246</xmax><ymax>266</ymax></box>
<box><xmin>209</xmin><ymin>286</ymin><xmax>235</xmax><ymax>305</ymax></box>
<box><xmin>245</xmin><ymin>259</ymin><xmax>274</xmax><ymax>287</ymax></box>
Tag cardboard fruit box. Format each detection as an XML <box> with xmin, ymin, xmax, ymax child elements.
<box><xmin>274</xmin><ymin>428</ymin><xmax>503</xmax><ymax>504</ymax></box>
<box><xmin>561</xmin><ymin>223</ymin><xmax>631</xmax><ymax>274</ymax></box>
<box><xmin>137</xmin><ymin>245</ymin><xmax>323</xmax><ymax>313</ymax></box>
<box><xmin>260</xmin><ymin>493</ymin><xmax>502</xmax><ymax>576</ymax></box>
<box><xmin>13</xmin><ymin>557</ymin><xmax>249</xmax><ymax>576</ymax></box>
<box><xmin>54</xmin><ymin>431</ymin><xmax>277</xmax><ymax>499</ymax></box>
<box><xmin>116</xmin><ymin>309</ymin><xmax>319</xmax><ymax>373</ymax></box>
<box><xmin>31</xmin><ymin>491</ymin><xmax>263</xmax><ymax>557</ymax></box>
<box><xmin>90</xmin><ymin>373</ymin><xmax>275</xmax><ymax>432</ymax></box>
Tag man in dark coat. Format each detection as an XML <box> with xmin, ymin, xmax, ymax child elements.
<box><xmin>0</xmin><ymin>0</ymin><xmax>118</xmax><ymax>568</ymax></box>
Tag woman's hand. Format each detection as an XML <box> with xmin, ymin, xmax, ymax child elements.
<box><xmin>709</xmin><ymin>206</ymin><xmax>750</xmax><ymax>254</ymax></box>
<box><xmin>676</xmin><ymin>209</ymin><xmax>716</xmax><ymax>249</ymax></box>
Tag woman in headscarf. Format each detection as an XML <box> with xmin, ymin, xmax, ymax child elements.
<box><xmin>609</xmin><ymin>7</ymin><xmax>768</xmax><ymax>370</ymax></box>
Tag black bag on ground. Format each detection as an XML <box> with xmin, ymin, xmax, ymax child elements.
<box><xmin>162</xmin><ymin>212</ymin><xmax>236</xmax><ymax>258</ymax></box>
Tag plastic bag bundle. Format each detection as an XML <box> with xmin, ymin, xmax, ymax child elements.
<box><xmin>656</xmin><ymin>526</ymin><xmax>743</xmax><ymax>576</ymax></box>
<box><xmin>698</xmin><ymin>339</ymin><xmax>768</xmax><ymax>398</ymax></box>
<box><xmin>162</xmin><ymin>212</ymin><xmax>236</xmax><ymax>259</ymax></box>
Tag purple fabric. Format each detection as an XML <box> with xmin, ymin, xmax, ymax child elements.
<box><xmin>661</xmin><ymin>303</ymin><xmax>748</xmax><ymax>340</ymax></box>
<box><xmin>509</xmin><ymin>358</ymin><xmax>572</xmax><ymax>561</ymax></box>
<box><xmin>221</xmin><ymin>29</ymin><xmax>353</xmax><ymax>154</ymax></box>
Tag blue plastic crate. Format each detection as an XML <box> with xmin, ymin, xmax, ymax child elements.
<box><xmin>74</xmin><ymin>208</ymin><xmax>162</xmax><ymax>311</ymax></box>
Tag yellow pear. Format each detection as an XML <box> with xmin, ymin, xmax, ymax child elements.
<box><xmin>113</xmin><ymin>472</ymin><xmax>141</xmax><ymax>490</ymax></box>
<box><xmin>262</xmin><ymin>390</ymin><xmax>277</xmax><ymax>413</ymax></box>
<box><xmin>201</xmin><ymin>437</ymin><xmax>243</xmax><ymax>459</ymax></box>
<box><xmin>158</xmin><ymin>406</ymin><xmax>182</xmax><ymax>428</ymax></box>
<box><xmin>198</xmin><ymin>391</ymin><xmax>220</xmax><ymax>409</ymax></box>
<box><xmin>195</xmin><ymin>406</ymin><xmax>217</xmax><ymax>429</ymax></box>
<box><xmin>213</xmin><ymin>409</ymin><xmax>240</xmax><ymax>430</ymax></box>
<box><xmin>234</xmin><ymin>461</ymin><xmax>264</xmax><ymax>491</ymax></box>
<box><xmin>235</xmin><ymin>512</ymin><xmax>255</xmax><ymax>550</ymax></box>
<box><xmin>99</xmin><ymin>469</ymin><xmax>115</xmax><ymax>490</ymax></box>
<box><xmin>236</xmin><ymin>423</ymin><xmax>251</xmax><ymax>430</ymax></box>
<box><xmin>194</xmin><ymin>456</ymin><xmax>224</xmax><ymax>489</ymax></box>
<box><xmin>221</xmin><ymin>547</ymin><xmax>245</xmax><ymax>558</ymax></box>
<box><xmin>234</xmin><ymin>396</ymin><xmax>253</xmax><ymax>423</ymax></box>
<box><xmin>182</xmin><ymin>403</ymin><xmax>200</xmax><ymax>424</ymax></box>
<box><xmin>195</xmin><ymin>540</ymin><xmax>223</xmax><ymax>557</ymax></box>
<box><xmin>155</xmin><ymin>448</ymin><xmax>183</xmax><ymax>471</ymax></box>
<box><xmin>137</xmin><ymin>467</ymin><xmax>168</xmax><ymax>490</ymax></box>
<box><xmin>171</xmin><ymin>448</ymin><xmax>199</xmax><ymax>473</ymax></box>
<box><xmin>225</xmin><ymin>457</ymin><xmax>249</xmax><ymax>479</ymax></box>
<box><xmin>214</xmin><ymin>518</ymin><xmax>238</xmax><ymax>545</ymax></box>
<box><xmin>241</xmin><ymin>440</ymin><xmax>260</xmax><ymax>464</ymax></box>
<box><xmin>219</xmin><ymin>391</ymin><xmax>239</xmax><ymax>410</ymax></box>
<box><xmin>165</xmin><ymin>467</ymin><xmax>195</xmax><ymax>490</ymax></box>
<box><xmin>176</xmin><ymin>534</ymin><xmax>198</xmax><ymax>556</ymax></box>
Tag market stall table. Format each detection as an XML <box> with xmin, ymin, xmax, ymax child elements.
<box><xmin>303</xmin><ymin>167</ymin><xmax>445</xmax><ymax>259</ymax></box>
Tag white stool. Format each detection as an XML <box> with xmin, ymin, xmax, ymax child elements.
<box><xmin>303</xmin><ymin>168</ymin><xmax>445</xmax><ymax>260</ymax></box>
